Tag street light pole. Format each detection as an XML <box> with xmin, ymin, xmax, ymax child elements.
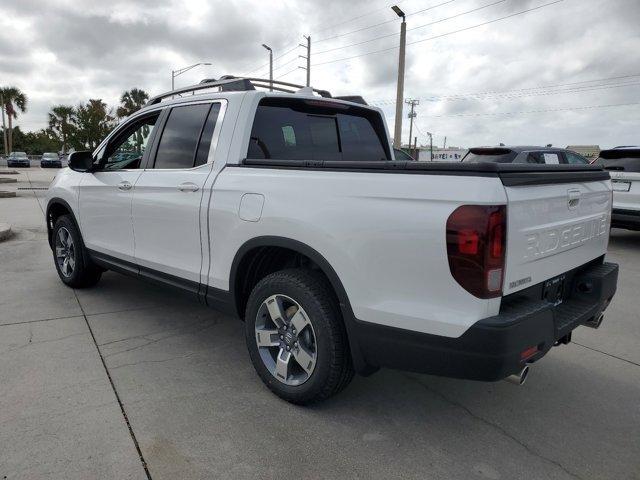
<box><xmin>427</xmin><ymin>132</ymin><xmax>433</xmax><ymax>161</ymax></box>
<box><xmin>171</xmin><ymin>62</ymin><xmax>212</xmax><ymax>90</ymax></box>
<box><xmin>392</xmin><ymin>5</ymin><xmax>406</xmax><ymax>149</ymax></box>
<box><xmin>262</xmin><ymin>44</ymin><xmax>273</xmax><ymax>91</ymax></box>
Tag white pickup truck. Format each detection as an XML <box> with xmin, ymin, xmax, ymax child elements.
<box><xmin>46</xmin><ymin>77</ymin><xmax>618</xmax><ymax>404</ymax></box>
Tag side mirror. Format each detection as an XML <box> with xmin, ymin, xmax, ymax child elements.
<box><xmin>68</xmin><ymin>151</ymin><xmax>94</xmax><ymax>172</ymax></box>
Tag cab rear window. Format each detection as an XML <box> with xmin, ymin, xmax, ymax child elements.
<box><xmin>247</xmin><ymin>98</ymin><xmax>390</xmax><ymax>162</ymax></box>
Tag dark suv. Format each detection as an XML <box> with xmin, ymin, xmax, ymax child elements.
<box><xmin>462</xmin><ymin>146</ymin><xmax>588</xmax><ymax>165</ymax></box>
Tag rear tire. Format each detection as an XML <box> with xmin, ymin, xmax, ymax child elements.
<box><xmin>245</xmin><ymin>269</ymin><xmax>354</xmax><ymax>405</ymax></box>
<box><xmin>52</xmin><ymin>215</ymin><xmax>102</xmax><ymax>288</ymax></box>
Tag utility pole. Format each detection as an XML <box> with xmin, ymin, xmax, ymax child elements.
<box><xmin>427</xmin><ymin>132</ymin><xmax>433</xmax><ymax>161</ymax></box>
<box><xmin>392</xmin><ymin>5</ymin><xmax>406</xmax><ymax>149</ymax></box>
<box><xmin>443</xmin><ymin>136</ymin><xmax>447</xmax><ymax>149</ymax></box>
<box><xmin>299</xmin><ymin>35</ymin><xmax>311</xmax><ymax>87</ymax></box>
<box><xmin>0</xmin><ymin>93</ymin><xmax>7</xmax><ymax>156</ymax></box>
<box><xmin>262</xmin><ymin>44</ymin><xmax>273</xmax><ymax>91</ymax></box>
<box><xmin>413</xmin><ymin>136</ymin><xmax>418</xmax><ymax>160</ymax></box>
<box><xmin>405</xmin><ymin>98</ymin><xmax>419</xmax><ymax>150</ymax></box>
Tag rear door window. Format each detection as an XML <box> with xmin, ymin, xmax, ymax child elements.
<box><xmin>154</xmin><ymin>104</ymin><xmax>211</xmax><ymax>169</ymax></box>
<box><xmin>247</xmin><ymin>98</ymin><xmax>390</xmax><ymax>161</ymax></box>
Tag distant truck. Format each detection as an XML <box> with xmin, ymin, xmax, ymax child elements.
<box><xmin>46</xmin><ymin>76</ymin><xmax>618</xmax><ymax>404</ymax></box>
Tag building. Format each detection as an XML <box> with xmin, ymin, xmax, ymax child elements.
<box><xmin>417</xmin><ymin>146</ymin><xmax>468</xmax><ymax>162</ymax></box>
<box><xmin>566</xmin><ymin>145</ymin><xmax>600</xmax><ymax>161</ymax></box>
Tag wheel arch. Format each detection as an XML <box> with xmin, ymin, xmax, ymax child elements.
<box><xmin>229</xmin><ymin>236</ymin><xmax>374</xmax><ymax>375</ymax></box>
<box><xmin>46</xmin><ymin>198</ymin><xmax>80</xmax><ymax>249</ymax></box>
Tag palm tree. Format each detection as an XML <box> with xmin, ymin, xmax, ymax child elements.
<box><xmin>116</xmin><ymin>88</ymin><xmax>149</xmax><ymax>118</ymax></box>
<box><xmin>1</xmin><ymin>87</ymin><xmax>27</xmax><ymax>153</ymax></box>
<box><xmin>48</xmin><ymin>105</ymin><xmax>76</xmax><ymax>154</ymax></box>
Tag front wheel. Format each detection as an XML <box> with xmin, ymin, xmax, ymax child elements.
<box><xmin>52</xmin><ymin>215</ymin><xmax>102</xmax><ymax>288</ymax></box>
<box><xmin>245</xmin><ymin>269</ymin><xmax>354</xmax><ymax>405</ymax></box>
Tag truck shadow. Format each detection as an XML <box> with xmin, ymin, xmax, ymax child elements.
<box><xmin>80</xmin><ymin>270</ymin><xmax>640</xmax><ymax>480</ymax></box>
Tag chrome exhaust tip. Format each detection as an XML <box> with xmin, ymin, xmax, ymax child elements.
<box><xmin>505</xmin><ymin>365</ymin><xmax>529</xmax><ymax>386</ymax></box>
<box><xmin>584</xmin><ymin>313</ymin><xmax>604</xmax><ymax>329</ymax></box>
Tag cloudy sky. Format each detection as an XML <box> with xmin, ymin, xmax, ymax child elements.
<box><xmin>1</xmin><ymin>0</ymin><xmax>639</xmax><ymax>148</ymax></box>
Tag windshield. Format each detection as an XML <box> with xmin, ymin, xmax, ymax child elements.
<box><xmin>595</xmin><ymin>149</ymin><xmax>640</xmax><ymax>172</ymax></box>
<box><xmin>393</xmin><ymin>148</ymin><xmax>415</xmax><ymax>161</ymax></box>
<box><xmin>462</xmin><ymin>148</ymin><xmax>516</xmax><ymax>163</ymax></box>
<box><xmin>10</xmin><ymin>152</ymin><xmax>27</xmax><ymax>158</ymax></box>
<box><xmin>43</xmin><ymin>153</ymin><xmax>58</xmax><ymax>159</ymax></box>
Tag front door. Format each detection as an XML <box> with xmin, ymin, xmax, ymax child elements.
<box><xmin>79</xmin><ymin>112</ymin><xmax>161</xmax><ymax>263</ymax></box>
<box><xmin>132</xmin><ymin>101</ymin><xmax>224</xmax><ymax>285</ymax></box>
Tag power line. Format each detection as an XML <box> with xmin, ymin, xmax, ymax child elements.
<box><xmin>312</xmin><ymin>0</ymin><xmax>564</xmax><ymax>67</ymax></box>
<box><xmin>315</xmin><ymin>0</ymin><xmax>508</xmax><ymax>55</ymax></box>
<box><xmin>369</xmin><ymin>78</ymin><xmax>640</xmax><ymax>105</ymax></box>
<box><xmin>276</xmin><ymin>67</ymin><xmax>300</xmax><ymax>79</ymax></box>
<box><xmin>314</xmin><ymin>0</ymin><xmax>409</xmax><ymax>34</ymax></box>
<box><xmin>242</xmin><ymin>42</ymin><xmax>303</xmax><ymax>76</ymax></box>
<box><xmin>430</xmin><ymin>101</ymin><xmax>640</xmax><ymax>118</ymax></box>
<box><xmin>316</xmin><ymin>0</ymin><xmax>460</xmax><ymax>43</ymax></box>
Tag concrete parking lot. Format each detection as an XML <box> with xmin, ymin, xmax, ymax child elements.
<box><xmin>1</xmin><ymin>167</ymin><xmax>639</xmax><ymax>480</ymax></box>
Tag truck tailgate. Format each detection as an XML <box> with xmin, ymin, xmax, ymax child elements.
<box><xmin>502</xmin><ymin>179</ymin><xmax>611</xmax><ymax>295</ymax></box>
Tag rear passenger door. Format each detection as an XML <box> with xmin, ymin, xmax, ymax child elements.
<box><xmin>131</xmin><ymin>101</ymin><xmax>225</xmax><ymax>287</ymax></box>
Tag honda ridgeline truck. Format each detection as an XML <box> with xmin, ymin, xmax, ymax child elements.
<box><xmin>46</xmin><ymin>77</ymin><xmax>618</xmax><ymax>404</ymax></box>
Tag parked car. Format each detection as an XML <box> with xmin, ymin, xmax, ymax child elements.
<box><xmin>40</xmin><ymin>152</ymin><xmax>62</xmax><ymax>168</ymax></box>
<box><xmin>6</xmin><ymin>151</ymin><xmax>30</xmax><ymax>168</ymax></box>
<box><xmin>46</xmin><ymin>77</ymin><xmax>618</xmax><ymax>404</ymax></box>
<box><xmin>594</xmin><ymin>146</ymin><xmax>640</xmax><ymax>230</ymax></box>
<box><xmin>462</xmin><ymin>146</ymin><xmax>589</xmax><ymax>164</ymax></box>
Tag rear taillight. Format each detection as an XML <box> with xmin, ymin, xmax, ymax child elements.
<box><xmin>446</xmin><ymin>205</ymin><xmax>506</xmax><ymax>298</ymax></box>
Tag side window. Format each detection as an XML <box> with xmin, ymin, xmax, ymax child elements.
<box><xmin>194</xmin><ymin>103</ymin><xmax>221</xmax><ymax>167</ymax></box>
<box><xmin>565</xmin><ymin>151</ymin><xmax>588</xmax><ymax>164</ymax></box>
<box><xmin>153</xmin><ymin>104</ymin><xmax>211</xmax><ymax>169</ymax></box>
<box><xmin>101</xmin><ymin>114</ymin><xmax>159</xmax><ymax>170</ymax></box>
<box><xmin>247</xmin><ymin>99</ymin><xmax>390</xmax><ymax>161</ymax></box>
<box><xmin>542</xmin><ymin>152</ymin><xmax>560</xmax><ymax>164</ymax></box>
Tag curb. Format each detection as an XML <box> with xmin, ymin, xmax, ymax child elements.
<box><xmin>0</xmin><ymin>191</ymin><xmax>17</xmax><ymax>198</ymax></box>
<box><xmin>0</xmin><ymin>223</ymin><xmax>12</xmax><ymax>242</ymax></box>
<box><xmin>0</xmin><ymin>170</ymin><xmax>19</xmax><ymax>175</ymax></box>
<box><xmin>0</xmin><ymin>177</ymin><xmax>17</xmax><ymax>183</ymax></box>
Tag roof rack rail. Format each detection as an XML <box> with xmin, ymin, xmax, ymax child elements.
<box><xmin>146</xmin><ymin>75</ymin><xmax>332</xmax><ymax>106</ymax></box>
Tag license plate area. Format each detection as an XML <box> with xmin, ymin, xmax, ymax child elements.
<box><xmin>542</xmin><ymin>274</ymin><xmax>566</xmax><ymax>306</ymax></box>
<box><xmin>612</xmin><ymin>180</ymin><xmax>631</xmax><ymax>192</ymax></box>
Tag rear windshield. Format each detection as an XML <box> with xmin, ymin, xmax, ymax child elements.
<box><xmin>462</xmin><ymin>148</ymin><xmax>516</xmax><ymax>163</ymax></box>
<box><xmin>247</xmin><ymin>98</ymin><xmax>390</xmax><ymax>162</ymax></box>
<box><xmin>43</xmin><ymin>153</ymin><xmax>58</xmax><ymax>158</ymax></box>
<box><xmin>595</xmin><ymin>149</ymin><xmax>640</xmax><ymax>172</ymax></box>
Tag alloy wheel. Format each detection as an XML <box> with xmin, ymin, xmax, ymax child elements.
<box><xmin>55</xmin><ymin>226</ymin><xmax>76</xmax><ymax>277</ymax></box>
<box><xmin>254</xmin><ymin>294</ymin><xmax>317</xmax><ymax>386</ymax></box>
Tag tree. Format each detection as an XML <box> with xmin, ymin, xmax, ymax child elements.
<box><xmin>74</xmin><ymin>99</ymin><xmax>115</xmax><ymax>150</ymax></box>
<box><xmin>0</xmin><ymin>86</ymin><xmax>27</xmax><ymax>153</ymax></box>
<box><xmin>48</xmin><ymin>105</ymin><xmax>76</xmax><ymax>154</ymax></box>
<box><xmin>116</xmin><ymin>88</ymin><xmax>149</xmax><ymax>118</ymax></box>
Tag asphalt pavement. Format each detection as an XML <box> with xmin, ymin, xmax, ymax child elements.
<box><xmin>1</xmin><ymin>167</ymin><xmax>639</xmax><ymax>479</ymax></box>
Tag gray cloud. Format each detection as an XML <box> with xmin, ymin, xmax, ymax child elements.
<box><xmin>1</xmin><ymin>0</ymin><xmax>639</xmax><ymax>148</ymax></box>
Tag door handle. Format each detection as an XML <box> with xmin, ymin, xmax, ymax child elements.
<box><xmin>117</xmin><ymin>181</ymin><xmax>132</xmax><ymax>191</ymax></box>
<box><xmin>178</xmin><ymin>182</ymin><xmax>199</xmax><ymax>192</ymax></box>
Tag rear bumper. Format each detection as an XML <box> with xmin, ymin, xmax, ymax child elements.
<box><xmin>7</xmin><ymin>160</ymin><xmax>30</xmax><ymax>167</ymax></box>
<box><xmin>612</xmin><ymin>208</ymin><xmax>640</xmax><ymax>230</ymax></box>
<box><xmin>353</xmin><ymin>260</ymin><xmax>618</xmax><ymax>381</ymax></box>
<box><xmin>41</xmin><ymin>161</ymin><xmax>62</xmax><ymax>168</ymax></box>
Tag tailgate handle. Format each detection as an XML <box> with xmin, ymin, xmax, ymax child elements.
<box><xmin>567</xmin><ymin>189</ymin><xmax>581</xmax><ymax>210</ymax></box>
